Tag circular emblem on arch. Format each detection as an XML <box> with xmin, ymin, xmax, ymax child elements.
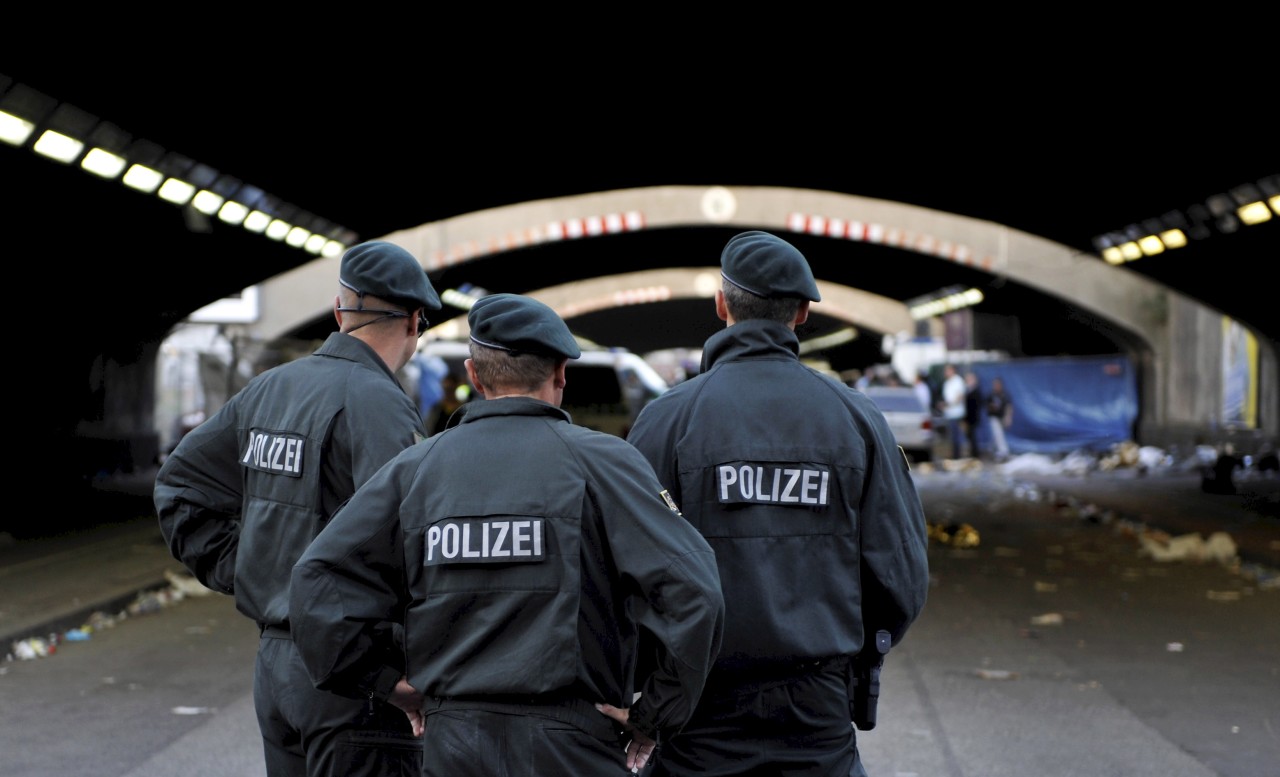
<box><xmin>701</xmin><ymin>186</ymin><xmax>737</xmax><ymax>223</ymax></box>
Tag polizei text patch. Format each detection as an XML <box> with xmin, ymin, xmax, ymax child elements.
<box><xmin>425</xmin><ymin>517</ymin><xmax>546</xmax><ymax>565</ymax></box>
<box><xmin>717</xmin><ymin>463</ymin><xmax>830</xmax><ymax>506</ymax></box>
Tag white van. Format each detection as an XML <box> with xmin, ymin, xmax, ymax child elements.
<box><xmin>418</xmin><ymin>340</ymin><xmax>669</xmax><ymax>438</ymax></box>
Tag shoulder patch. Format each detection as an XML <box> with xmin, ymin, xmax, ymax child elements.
<box><xmin>660</xmin><ymin>489</ymin><xmax>682</xmax><ymax>515</ymax></box>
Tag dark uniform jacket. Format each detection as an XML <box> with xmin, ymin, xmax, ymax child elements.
<box><xmin>289</xmin><ymin>396</ymin><xmax>725</xmax><ymax>741</ymax></box>
<box><xmin>626</xmin><ymin>320</ymin><xmax>929</xmax><ymax>675</ymax></box>
<box><xmin>154</xmin><ymin>332</ymin><xmax>426</xmax><ymax>636</ymax></box>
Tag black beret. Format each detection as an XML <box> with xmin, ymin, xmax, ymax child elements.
<box><xmin>720</xmin><ymin>230</ymin><xmax>821</xmax><ymax>302</ymax></box>
<box><xmin>468</xmin><ymin>293</ymin><xmax>582</xmax><ymax>360</ymax></box>
<box><xmin>340</xmin><ymin>241</ymin><xmax>442</xmax><ymax>311</ymax></box>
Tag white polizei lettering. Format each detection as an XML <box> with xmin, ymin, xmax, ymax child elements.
<box><xmin>801</xmin><ymin>469</ymin><xmax>821</xmax><ymax>504</ymax></box>
<box><xmin>490</xmin><ymin>522</ymin><xmax>510</xmax><ymax>557</ymax></box>
<box><xmin>511</xmin><ymin>521</ymin><xmax>532</xmax><ymax>556</ymax></box>
<box><xmin>717</xmin><ymin>463</ymin><xmax>830</xmax><ymax>506</ymax></box>
<box><xmin>426</xmin><ymin>525</ymin><xmax>442</xmax><ymax>561</ymax></box>
<box><xmin>781</xmin><ymin>469</ymin><xmax>801</xmax><ymax>502</ymax></box>
<box><xmin>242</xmin><ymin>432</ymin><xmax>257</xmax><ymax>464</ymax></box>
<box><xmin>284</xmin><ymin>439</ymin><xmax>302</xmax><ymax>473</ymax></box>
<box><xmin>719</xmin><ymin>466</ymin><xmax>738</xmax><ymax>500</ymax></box>
<box><xmin>461</xmin><ymin>523</ymin><xmax>480</xmax><ymax>558</ymax></box>
<box><xmin>441</xmin><ymin>524</ymin><xmax>460</xmax><ymax>558</ymax></box>
<box><xmin>533</xmin><ymin>520</ymin><xmax>541</xmax><ymax>556</ymax></box>
<box><xmin>269</xmin><ymin>437</ymin><xmax>286</xmax><ymax>470</ymax></box>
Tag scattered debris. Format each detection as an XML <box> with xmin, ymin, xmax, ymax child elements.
<box><xmin>1030</xmin><ymin>612</ymin><xmax>1064</xmax><ymax>626</ymax></box>
<box><xmin>5</xmin><ymin>571</ymin><xmax>203</xmax><ymax>664</ymax></box>
<box><xmin>928</xmin><ymin>521</ymin><xmax>980</xmax><ymax>548</ymax></box>
<box><xmin>974</xmin><ymin>669</ymin><xmax>1019</xmax><ymax>680</ymax></box>
<box><xmin>1137</xmin><ymin>531</ymin><xmax>1238</xmax><ymax>564</ymax></box>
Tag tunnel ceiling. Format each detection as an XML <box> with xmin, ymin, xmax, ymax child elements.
<box><xmin>5</xmin><ymin>63</ymin><xmax>1276</xmax><ymax>370</ymax></box>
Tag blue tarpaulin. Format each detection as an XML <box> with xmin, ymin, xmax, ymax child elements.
<box><xmin>965</xmin><ymin>356</ymin><xmax>1138</xmax><ymax>455</ymax></box>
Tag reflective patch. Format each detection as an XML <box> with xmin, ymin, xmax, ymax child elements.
<box><xmin>715</xmin><ymin>462</ymin><xmax>830</xmax><ymax>506</ymax></box>
<box><xmin>240</xmin><ymin>430</ymin><xmax>305</xmax><ymax>477</ymax></box>
<box><xmin>424</xmin><ymin>517</ymin><xmax>546</xmax><ymax>565</ymax></box>
<box><xmin>660</xmin><ymin>489</ymin><xmax>682</xmax><ymax>515</ymax></box>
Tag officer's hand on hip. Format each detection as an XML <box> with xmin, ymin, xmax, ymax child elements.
<box><xmin>389</xmin><ymin>677</ymin><xmax>425</xmax><ymax>737</ymax></box>
<box><xmin>595</xmin><ymin>702</ymin><xmax>655</xmax><ymax>773</ymax></box>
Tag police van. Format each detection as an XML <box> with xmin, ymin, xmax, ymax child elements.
<box><xmin>417</xmin><ymin>340</ymin><xmax>670</xmax><ymax>438</ymax></box>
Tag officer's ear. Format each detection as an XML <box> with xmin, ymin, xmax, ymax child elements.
<box><xmin>464</xmin><ymin>358</ymin><xmax>487</xmax><ymax>399</ymax></box>
<box><xmin>793</xmin><ymin>301</ymin><xmax>810</xmax><ymax>326</ymax></box>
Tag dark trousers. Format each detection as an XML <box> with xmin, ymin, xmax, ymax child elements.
<box><xmin>419</xmin><ymin>696</ymin><xmax>629</xmax><ymax>776</ymax></box>
<box><xmin>647</xmin><ymin>660</ymin><xmax>865</xmax><ymax>777</ymax></box>
<box><xmin>253</xmin><ymin>631</ymin><xmax>421</xmax><ymax>777</ymax></box>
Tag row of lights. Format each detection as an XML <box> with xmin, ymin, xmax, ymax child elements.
<box><xmin>1091</xmin><ymin>175</ymin><xmax>1278</xmax><ymax>266</ymax></box>
<box><xmin>905</xmin><ymin>286</ymin><xmax>985</xmax><ymax>321</ymax></box>
<box><xmin>0</xmin><ymin>74</ymin><xmax>356</xmax><ymax>258</ymax></box>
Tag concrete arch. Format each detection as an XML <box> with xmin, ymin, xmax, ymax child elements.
<box><xmin>423</xmin><ymin>268</ymin><xmax>915</xmax><ymax>345</ymax></box>
<box><xmin>241</xmin><ymin>185</ymin><xmax>1276</xmax><ymax>443</ymax></box>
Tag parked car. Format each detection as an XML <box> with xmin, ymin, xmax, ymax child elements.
<box><xmin>419</xmin><ymin>340</ymin><xmax>669</xmax><ymax>438</ymax></box>
<box><xmin>862</xmin><ymin>385</ymin><xmax>935</xmax><ymax>463</ymax></box>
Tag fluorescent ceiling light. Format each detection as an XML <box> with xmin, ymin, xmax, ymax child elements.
<box><xmin>1119</xmin><ymin>242</ymin><xmax>1142</xmax><ymax>261</ymax></box>
<box><xmin>81</xmin><ymin>148</ymin><xmax>126</xmax><ymax>178</ymax></box>
<box><xmin>32</xmin><ymin>129</ymin><xmax>83</xmax><ymax>163</ymax></box>
<box><xmin>158</xmin><ymin>178</ymin><xmax>196</xmax><ymax>205</ymax></box>
<box><xmin>218</xmin><ymin>200</ymin><xmax>249</xmax><ymax>225</ymax></box>
<box><xmin>243</xmin><ymin>210</ymin><xmax>270</xmax><ymax>233</ymax></box>
<box><xmin>1102</xmin><ymin>247</ymin><xmax>1125</xmax><ymax>264</ymax></box>
<box><xmin>1158</xmin><ymin>229</ymin><xmax>1187</xmax><ymax>249</ymax></box>
<box><xmin>1138</xmin><ymin>235</ymin><xmax>1165</xmax><ymax>256</ymax></box>
<box><xmin>122</xmin><ymin>164</ymin><xmax>163</xmax><ymax>193</ymax></box>
<box><xmin>0</xmin><ymin>111</ymin><xmax>35</xmax><ymax>145</ymax></box>
<box><xmin>285</xmin><ymin>226</ymin><xmax>310</xmax><ymax>247</ymax></box>
<box><xmin>265</xmin><ymin>219</ymin><xmax>290</xmax><ymax>240</ymax></box>
<box><xmin>191</xmin><ymin>190</ymin><xmax>224</xmax><ymax>215</ymax></box>
<box><xmin>321</xmin><ymin>240</ymin><xmax>344</xmax><ymax>258</ymax></box>
<box><xmin>304</xmin><ymin>234</ymin><xmax>327</xmax><ymax>254</ymax></box>
<box><xmin>1237</xmin><ymin>201</ymin><xmax>1272</xmax><ymax>225</ymax></box>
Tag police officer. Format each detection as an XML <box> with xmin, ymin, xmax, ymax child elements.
<box><xmin>288</xmin><ymin>293</ymin><xmax>725</xmax><ymax>776</ymax></box>
<box><xmin>154</xmin><ymin>240</ymin><xmax>442</xmax><ymax>777</ymax></box>
<box><xmin>626</xmin><ymin>230</ymin><xmax>931</xmax><ymax>777</ymax></box>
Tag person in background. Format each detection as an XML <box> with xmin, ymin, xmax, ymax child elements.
<box><xmin>940</xmin><ymin>363</ymin><xmax>967</xmax><ymax>460</ymax></box>
<box><xmin>964</xmin><ymin>371</ymin><xmax>983</xmax><ymax>459</ymax></box>
<box><xmin>985</xmin><ymin>376</ymin><xmax>1013</xmax><ymax>461</ymax></box>
<box><xmin>154</xmin><ymin>241</ymin><xmax>441</xmax><ymax>777</ymax></box>
<box><xmin>912</xmin><ymin>370</ymin><xmax>932</xmax><ymax>415</ymax></box>
<box><xmin>289</xmin><ymin>293</ymin><xmax>725</xmax><ymax>776</ymax></box>
<box><xmin>414</xmin><ymin>350</ymin><xmax>450</xmax><ymax>429</ymax></box>
<box><xmin>626</xmin><ymin>230</ymin><xmax>930</xmax><ymax>777</ymax></box>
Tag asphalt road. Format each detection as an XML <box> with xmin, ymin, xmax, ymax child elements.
<box><xmin>1</xmin><ymin>466</ymin><xmax>1276</xmax><ymax>777</ymax></box>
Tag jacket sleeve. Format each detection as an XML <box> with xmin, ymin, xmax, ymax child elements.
<box><xmin>625</xmin><ymin>393</ymin><xmax>683</xmax><ymax>509</ymax></box>
<box><xmin>581</xmin><ymin>436</ymin><xmax>725</xmax><ymax>742</ymax></box>
<box><xmin>855</xmin><ymin>400</ymin><xmax>931</xmax><ymax>647</ymax></box>
<box><xmin>289</xmin><ymin>454</ymin><xmax>411</xmax><ymax>701</ymax></box>
<box><xmin>152</xmin><ymin>402</ymin><xmax>243</xmax><ymax>594</ymax></box>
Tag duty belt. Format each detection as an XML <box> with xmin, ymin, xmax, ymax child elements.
<box><xmin>422</xmin><ymin>694</ymin><xmax>623</xmax><ymax>743</ymax></box>
<box><xmin>259</xmin><ymin>623</ymin><xmax>291</xmax><ymax>639</ymax></box>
